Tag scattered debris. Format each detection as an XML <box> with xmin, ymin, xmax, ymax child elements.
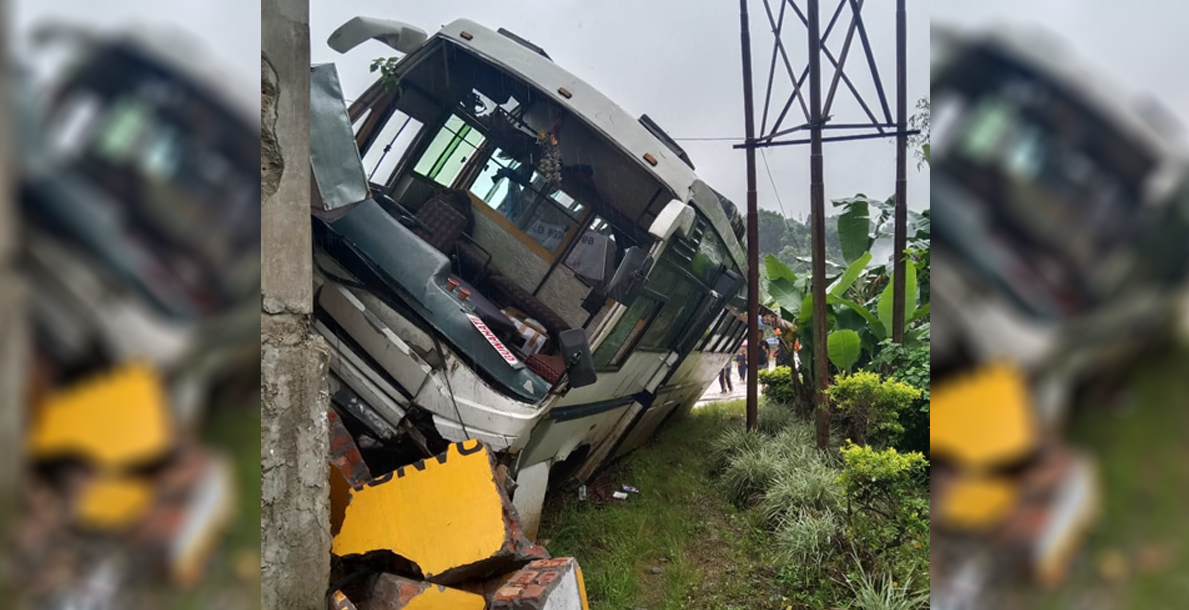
<box><xmin>612</xmin><ymin>491</ymin><xmax>629</xmax><ymax>500</ymax></box>
<box><xmin>17</xmin><ymin>365</ymin><xmax>238</xmax><ymax>603</ymax></box>
<box><xmin>329</xmin><ymin>409</ymin><xmax>373</xmax><ymax>488</ymax></box>
<box><xmin>621</xmin><ymin>484</ymin><xmax>639</xmax><ymax>494</ymax></box>
<box><xmin>932</xmin><ymin>364</ymin><xmax>1101</xmax><ymax>591</ymax></box>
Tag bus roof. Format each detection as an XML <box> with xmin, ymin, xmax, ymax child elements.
<box><xmin>117</xmin><ymin>24</ymin><xmax>260</xmax><ymax>130</ymax></box>
<box><xmin>940</xmin><ymin>23</ymin><xmax>1184</xmax><ymax>163</ymax></box>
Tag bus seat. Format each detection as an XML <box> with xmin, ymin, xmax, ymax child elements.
<box><xmin>412</xmin><ymin>196</ymin><xmax>470</xmax><ymax>254</ymax></box>
<box><xmin>525</xmin><ymin>353</ymin><xmax>564</xmax><ymax>384</ymax></box>
<box><xmin>486</xmin><ymin>273</ymin><xmax>572</xmax><ymax>341</ymax></box>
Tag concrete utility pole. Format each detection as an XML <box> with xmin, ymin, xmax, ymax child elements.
<box><xmin>261</xmin><ymin>0</ymin><xmax>331</xmax><ymax>608</ymax></box>
<box><xmin>739</xmin><ymin>0</ymin><xmax>760</xmax><ymax>432</ymax></box>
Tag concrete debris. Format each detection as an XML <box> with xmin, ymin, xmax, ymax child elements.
<box><xmin>492</xmin><ymin>558</ymin><xmax>590</xmax><ymax>610</ymax></box>
<box><xmin>329</xmin><ymin>589</ymin><xmax>359</xmax><ymax>610</ymax></box>
<box><xmin>332</xmin><ymin>439</ymin><xmax>547</xmax><ymax>584</ymax></box>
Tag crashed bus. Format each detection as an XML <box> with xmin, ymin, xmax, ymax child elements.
<box><xmin>930</xmin><ymin>24</ymin><xmax>1189</xmax><ymax>606</ymax></box>
<box><xmin>19</xmin><ymin>24</ymin><xmax>262</xmax><ymax>419</ymax></box>
<box><xmin>13</xmin><ymin>23</ymin><xmax>259</xmax><ymax>605</ymax></box>
<box><xmin>931</xmin><ymin>24</ymin><xmax>1189</xmax><ymax>421</ymax></box>
<box><xmin>311</xmin><ymin>17</ymin><xmax>748</xmax><ymax>533</ymax></box>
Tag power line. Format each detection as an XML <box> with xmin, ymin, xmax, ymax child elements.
<box><xmin>760</xmin><ymin>148</ymin><xmax>800</xmax><ymax>232</ymax></box>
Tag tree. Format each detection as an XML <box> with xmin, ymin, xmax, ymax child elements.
<box><xmin>756</xmin><ymin>208</ymin><xmax>793</xmax><ymax>258</ymax></box>
<box><xmin>908</xmin><ymin>97</ymin><xmax>929</xmax><ymax>170</ymax></box>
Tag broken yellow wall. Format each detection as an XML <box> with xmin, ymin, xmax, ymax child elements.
<box><xmin>75</xmin><ymin>476</ymin><xmax>153</xmax><ymax>531</ymax></box>
<box><xmin>932</xmin><ymin>363</ymin><xmax>1037</xmax><ymax>468</ymax></box>
<box><xmin>332</xmin><ymin>439</ymin><xmax>510</xmax><ymax>579</ymax></box>
<box><xmin>28</xmin><ymin>364</ymin><xmax>172</xmax><ymax>469</ymax></box>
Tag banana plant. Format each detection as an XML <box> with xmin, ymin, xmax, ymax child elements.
<box><xmin>760</xmin><ymin>192</ymin><xmax>930</xmax><ymax>399</ymax></box>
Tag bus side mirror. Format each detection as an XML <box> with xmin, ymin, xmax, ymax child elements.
<box><xmin>328</xmin><ymin>17</ymin><xmax>428</xmax><ymax>55</ymax></box>
<box><xmin>606</xmin><ymin>246</ymin><xmax>653</xmax><ymax>304</ymax></box>
<box><xmin>559</xmin><ymin>329</ymin><xmax>597</xmax><ymax>388</ymax></box>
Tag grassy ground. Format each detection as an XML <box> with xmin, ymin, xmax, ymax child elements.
<box><xmin>1024</xmin><ymin>345</ymin><xmax>1189</xmax><ymax>608</ymax></box>
<box><xmin>539</xmin><ymin>401</ymin><xmax>790</xmax><ymax>610</ymax></box>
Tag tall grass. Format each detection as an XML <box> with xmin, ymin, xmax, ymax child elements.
<box><xmin>707</xmin><ymin>425</ymin><xmax>765</xmax><ymax>474</ymax></box>
<box><xmin>761</xmin><ymin>456</ymin><xmax>841</xmax><ymax>527</ymax></box>
<box><xmin>843</xmin><ymin>559</ymin><xmax>929</xmax><ymax>610</ymax></box>
<box><xmin>720</xmin><ymin>443</ymin><xmax>785</xmax><ymax>505</ymax></box>
<box><xmin>773</xmin><ymin>509</ymin><xmax>840</xmax><ymax>565</ymax></box>
<box><xmin>756</xmin><ymin>399</ymin><xmax>795</xmax><ymax>435</ymax></box>
<box><xmin>709</xmin><ymin>393</ymin><xmax>930</xmax><ymax>609</ymax></box>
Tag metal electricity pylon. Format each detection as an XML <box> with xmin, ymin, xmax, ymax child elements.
<box><xmin>737</xmin><ymin>0</ymin><xmax>915</xmax><ymax>447</ymax></box>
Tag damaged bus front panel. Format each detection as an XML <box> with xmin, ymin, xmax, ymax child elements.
<box><xmin>312</xmin><ymin>18</ymin><xmax>747</xmax><ymax>516</ymax></box>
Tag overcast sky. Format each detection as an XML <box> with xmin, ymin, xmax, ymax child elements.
<box><xmin>932</xmin><ymin>0</ymin><xmax>1189</xmax><ymax>141</ymax></box>
<box><xmin>13</xmin><ymin>0</ymin><xmax>260</xmax><ymax>87</ymax></box>
<box><xmin>11</xmin><ymin>1</ymin><xmax>930</xmax><ymax>220</ymax></box>
<box><xmin>310</xmin><ymin>0</ymin><xmax>931</xmax><ymax>219</ymax></box>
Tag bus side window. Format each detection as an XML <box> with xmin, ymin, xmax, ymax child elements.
<box><xmin>360</xmin><ymin>110</ymin><xmax>423</xmax><ymax>186</ymax></box>
<box><xmin>413</xmin><ymin>115</ymin><xmax>486</xmax><ymax>188</ymax></box>
<box><xmin>469</xmin><ymin>147</ymin><xmax>584</xmax><ymax>254</ymax></box>
<box><xmin>593</xmin><ymin>296</ymin><xmax>661</xmax><ymax>368</ymax></box>
<box><xmin>638</xmin><ymin>269</ymin><xmax>700</xmax><ymax>351</ymax></box>
<box><xmin>697</xmin><ymin>310</ymin><xmax>727</xmax><ymax>351</ymax></box>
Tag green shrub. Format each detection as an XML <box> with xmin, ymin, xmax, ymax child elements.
<box><xmin>869</xmin><ymin>339</ymin><xmax>930</xmax><ymax>455</ymax></box>
<box><xmin>757</xmin><ymin>366</ymin><xmax>798</xmax><ymax>407</ymax></box>
<box><xmin>838</xmin><ymin>443</ymin><xmax>929</xmax><ymax>563</ymax></box>
<box><xmin>826</xmin><ymin>371</ymin><xmax>922</xmax><ymax>447</ymax></box>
